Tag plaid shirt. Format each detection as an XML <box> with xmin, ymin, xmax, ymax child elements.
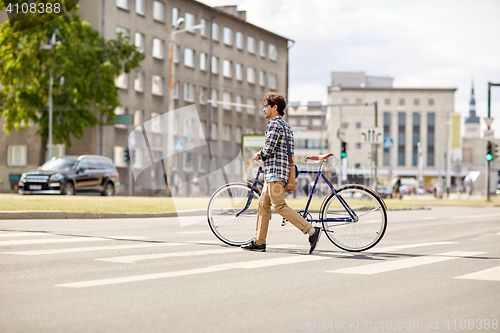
<box><xmin>259</xmin><ymin>116</ymin><xmax>294</xmax><ymax>182</ymax></box>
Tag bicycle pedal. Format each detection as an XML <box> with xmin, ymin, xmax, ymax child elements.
<box><xmin>281</xmin><ymin>218</ymin><xmax>288</xmax><ymax>226</ymax></box>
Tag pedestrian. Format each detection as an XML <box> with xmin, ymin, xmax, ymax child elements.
<box><xmin>240</xmin><ymin>92</ymin><xmax>321</xmax><ymax>254</ymax></box>
<box><xmin>392</xmin><ymin>176</ymin><xmax>401</xmax><ymax>199</ymax></box>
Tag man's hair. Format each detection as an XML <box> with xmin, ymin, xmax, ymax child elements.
<box><xmin>263</xmin><ymin>92</ymin><xmax>287</xmax><ymax>116</ymax></box>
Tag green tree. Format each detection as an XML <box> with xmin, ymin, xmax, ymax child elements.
<box><xmin>0</xmin><ymin>4</ymin><xmax>144</xmax><ymax>147</ymax></box>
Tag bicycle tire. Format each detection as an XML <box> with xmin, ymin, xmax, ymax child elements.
<box><xmin>207</xmin><ymin>183</ymin><xmax>259</xmax><ymax>246</ymax></box>
<box><xmin>320</xmin><ymin>184</ymin><xmax>387</xmax><ymax>252</ymax></box>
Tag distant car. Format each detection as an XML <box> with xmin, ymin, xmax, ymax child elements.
<box><xmin>18</xmin><ymin>155</ymin><xmax>120</xmax><ymax>196</ymax></box>
<box><xmin>376</xmin><ymin>185</ymin><xmax>393</xmax><ymax>199</ymax></box>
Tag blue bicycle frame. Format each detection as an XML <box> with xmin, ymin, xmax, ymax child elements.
<box><xmin>235</xmin><ymin>164</ymin><xmax>358</xmax><ymax>223</ymax></box>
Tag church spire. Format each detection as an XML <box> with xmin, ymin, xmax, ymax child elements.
<box><xmin>469</xmin><ymin>78</ymin><xmax>476</xmax><ymax>115</ymax></box>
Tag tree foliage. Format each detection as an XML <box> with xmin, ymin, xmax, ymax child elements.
<box><xmin>0</xmin><ymin>5</ymin><xmax>144</xmax><ymax>146</ymax></box>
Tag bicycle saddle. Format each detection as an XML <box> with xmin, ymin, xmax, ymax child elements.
<box><xmin>305</xmin><ymin>152</ymin><xmax>334</xmax><ymax>161</ymax></box>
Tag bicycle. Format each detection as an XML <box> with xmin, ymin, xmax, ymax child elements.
<box><xmin>206</xmin><ymin>152</ymin><xmax>387</xmax><ymax>252</ymax></box>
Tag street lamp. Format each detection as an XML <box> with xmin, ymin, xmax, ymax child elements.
<box><xmin>165</xmin><ymin>18</ymin><xmax>204</xmax><ymax>195</ymax></box>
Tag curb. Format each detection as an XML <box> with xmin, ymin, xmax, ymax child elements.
<box><xmin>0</xmin><ymin>209</ymin><xmax>207</xmax><ymax>220</ymax></box>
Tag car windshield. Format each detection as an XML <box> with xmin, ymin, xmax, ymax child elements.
<box><xmin>39</xmin><ymin>158</ymin><xmax>77</xmax><ymax>171</ymax></box>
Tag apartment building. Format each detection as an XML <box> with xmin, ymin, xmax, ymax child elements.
<box><xmin>0</xmin><ymin>1</ymin><xmax>290</xmax><ymax>194</ymax></box>
<box><xmin>327</xmin><ymin>72</ymin><xmax>458</xmax><ymax>186</ymax></box>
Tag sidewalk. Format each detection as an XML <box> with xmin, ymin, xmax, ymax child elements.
<box><xmin>0</xmin><ymin>209</ymin><xmax>207</xmax><ymax>220</ymax></box>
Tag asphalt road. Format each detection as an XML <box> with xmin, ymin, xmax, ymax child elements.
<box><xmin>1</xmin><ymin>206</ymin><xmax>499</xmax><ymax>333</ymax></box>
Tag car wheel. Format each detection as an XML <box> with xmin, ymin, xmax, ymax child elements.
<box><xmin>102</xmin><ymin>182</ymin><xmax>115</xmax><ymax>196</ymax></box>
<box><xmin>62</xmin><ymin>182</ymin><xmax>75</xmax><ymax>195</ymax></box>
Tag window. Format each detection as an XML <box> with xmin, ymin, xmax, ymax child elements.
<box><xmin>356</xmin><ymin>122</ymin><xmax>361</xmax><ymax>128</ymax></box>
<box><xmin>173</xmin><ymin>45</ymin><xmax>180</xmax><ymax>63</ymax></box>
<box><xmin>133</xmin><ymin>148</ymin><xmax>143</xmax><ymax>168</ymax></box>
<box><xmin>342</xmin><ymin>98</ymin><xmax>349</xmax><ymax>104</ymax></box>
<box><xmin>115</xmin><ymin>106</ymin><xmax>126</xmax><ymax>115</ymax></box>
<box><xmin>268</xmin><ymin>74</ymin><xmax>277</xmax><ymax>89</ymax></box>
<box><xmin>212</xmin><ymin>22</ymin><xmax>219</xmax><ymax>41</ymax></box>
<box><xmin>135</xmin><ymin>0</ymin><xmax>145</xmax><ymax>15</ymax></box>
<box><xmin>235</xmin><ymin>126</ymin><xmax>242</xmax><ymax>144</ymax></box>
<box><xmin>198</xmin><ymin>155</ymin><xmax>206</xmax><ymax>172</ymax></box>
<box><xmin>134</xmin><ymin>110</ymin><xmax>143</xmax><ymax>127</ymax></box>
<box><xmin>135</xmin><ymin>32</ymin><xmax>144</xmax><ymax>53</ymax></box>
<box><xmin>399</xmin><ymin>98</ymin><xmax>405</xmax><ymax>106</ymax></box>
<box><xmin>151</xmin><ymin>75</ymin><xmax>164</xmax><ymax>96</ymax></box>
<box><xmin>235</xmin><ymin>63</ymin><xmax>243</xmax><ymax>81</ymax></box>
<box><xmin>151</xmin><ymin>112</ymin><xmax>161</xmax><ymax>132</ymax></box>
<box><xmin>200</xmin><ymin>121</ymin><xmax>207</xmax><ymax>139</ymax></box>
<box><xmin>134</xmin><ymin>72</ymin><xmax>144</xmax><ymax>92</ymax></box>
<box><xmin>312</xmin><ymin>119</ymin><xmax>322</xmax><ymax>127</ymax></box>
<box><xmin>116</xmin><ymin>26</ymin><xmax>129</xmax><ymax>37</ymax></box>
<box><xmin>200</xmin><ymin>87</ymin><xmax>207</xmax><ymax>104</ymax></box>
<box><xmin>246</xmin><ymin>128</ymin><xmax>255</xmax><ymax>135</ymax></box>
<box><xmin>115</xmin><ymin>72</ymin><xmax>128</xmax><ymax>89</ymax></box>
<box><xmin>356</xmin><ymin>143</ymin><xmax>361</xmax><ymax>149</ymax></box>
<box><xmin>184</xmin><ymin>48</ymin><xmax>194</xmax><ymax>67</ymax></box>
<box><xmin>343</xmin><ymin>122</ymin><xmax>348</xmax><ymax>128</ymax></box>
<box><xmin>412</xmin><ymin>113</ymin><xmax>420</xmax><ymax>166</ymax></box>
<box><xmin>289</xmin><ymin>118</ymin><xmax>297</xmax><ymax>126</ymax></box>
<box><xmin>173</xmin><ymin>115</ymin><xmax>179</xmax><ymax>134</ymax></box>
<box><xmin>247</xmin><ymin>98</ymin><xmax>256</xmax><ymax>114</ymax></box>
<box><xmin>398</xmin><ymin>112</ymin><xmax>406</xmax><ymax>166</ymax></box>
<box><xmin>429</xmin><ymin>99</ymin><xmax>434</xmax><ymax>106</ymax></box>
<box><xmin>7</xmin><ymin>145</ymin><xmax>27</xmax><ymax>166</ymax></box>
<box><xmin>247</xmin><ymin>36</ymin><xmax>255</xmax><ymax>54</ymax></box>
<box><xmin>259</xmin><ymin>71</ymin><xmax>265</xmax><ymax>87</ymax></box>
<box><xmin>152</xmin><ymin>38</ymin><xmax>165</xmax><ymax>59</ymax></box>
<box><xmin>116</xmin><ymin>0</ymin><xmax>129</xmax><ymax>10</ymax></box>
<box><xmin>200</xmin><ymin>18</ymin><xmax>207</xmax><ymax>36</ymax></box>
<box><xmin>247</xmin><ymin>67</ymin><xmax>255</xmax><ymax>84</ymax></box>
<box><xmin>211</xmin><ymin>123</ymin><xmax>218</xmax><ymax>140</ymax></box>
<box><xmin>172</xmin><ymin>7</ymin><xmax>179</xmax><ymax>26</ymax></box>
<box><xmin>383</xmin><ymin>112</ymin><xmax>391</xmax><ymax>166</ymax></box>
<box><xmin>200</xmin><ymin>52</ymin><xmax>207</xmax><ymax>71</ymax></box>
<box><xmin>183</xmin><ymin>151</ymin><xmax>193</xmax><ymax>171</ymax></box>
<box><xmin>222</xmin><ymin>92</ymin><xmax>232</xmax><ymax>110</ymax></box>
<box><xmin>223</xmin><ymin>124</ymin><xmax>231</xmax><ymax>141</ymax></box>
<box><xmin>153</xmin><ymin>1</ymin><xmax>165</xmax><ymax>21</ymax></box>
<box><xmin>356</xmin><ymin>98</ymin><xmax>362</xmax><ymax>104</ymax></box>
<box><xmin>114</xmin><ymin>146</ymin><xmax>127</xmax><ymax>167</ymax></box>
<box><xmin>300</xmin><ymin>119</ymin><xmax>309</xmax><ymax>126</ymax></box>
<box><xmin>185</xmin><ymin>13</ymin><xmax>195</xmax><ymax>31</ymax></box>
<box><xmin>269</xmin><ymin>44</ymin><xmax>277</xmax><ymax>61</ymax></box>
<box><xmin>183</xmin><ymin>83</ymin><xmax>195</xmax><ymax>102</ymax></box>
<box><xmin>223</xmin><ymin>27</ymin><xmax>233</xmax><ymax>45</ymax></box>
<box><xmin>223</xmin><ymin>59</ymin><xmax>232</xmax><ymax>78</ymax></box>
<box><xmin>211</xmin><ymin>56</ymin><xmax>218</xmax><ymax>74</ymax></box>
<box><xmin>259</xmin><ymin>40</ymin><xmax>266</xmax><ymax>57</ymax></box>
<box><xmin>384</xmin><ymin>98</ymin><xmax>390</xmax><ymax>105</ymax></box>
<box><xmin>210</xmin><ymin>90</ymin><xmax>218</xmax><ymax>107</ymax></box>
<box><xmin>236</xmin><ymin>32</ymin><xmax>243</xmax><ymax>49</ymax></box>
<box><xmin>414</xmin><ymin>98</ymin><xmax>419</xmax><ymax>106</ymax></box>
<box><xmin>184</xmin><ymin>118</ymin><xmax>193</xmax><ymax>137</ymax></box>
<box><xmin>427</xmin><ymin>113</ymin><xmax>435</xmax><ymax>166</ymax></box>
<box><xmin>235</xmin><ymin>95</ymin><xmax>243</xmax><ymax>112</ymax></box>
<box><xmin>173</xmin><ymin>81</ymin><xmax>179</xmax><ymax>99</ymax></box>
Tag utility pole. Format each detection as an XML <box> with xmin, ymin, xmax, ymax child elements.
<box><xmin>485</xmin><ymin>82</ymin><xmax>500</xmax><ymax>201</ymax></box>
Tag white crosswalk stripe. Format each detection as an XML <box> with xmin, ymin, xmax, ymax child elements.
<box><xmin>0</xmin><ymin>232</ymin><xmax>48</xmax><ymax>238</ymax></box>
<box><xmin>369</xmin><ymin>242</ymin><xmax>457</xmax><ymax>252</ymax></box>
<box><xmin>0</xmin><ymin>237</ymin><xmax>113</xmax><ymax>246</ymax></box>
<box><xmin>455</xmin><ymin>265</ymin><xmax>500</xmax><ymax>282</ymax></box>
<box><xmin>326</xmin><ymin>251</ymin><xmax>485</xmax><ymax>275</ymax></box>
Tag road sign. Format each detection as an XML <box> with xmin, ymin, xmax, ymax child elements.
<box><xmin>174</xmin><ymin>141</ymin><xmax>184</xmax><ymax>152</ymax></box>
<box><xmin>359</xmin><ymin>128</ymin><xmax>382</xmax><ymax>143</ymax></box>
<box><xmin>383</xmin><ymin>138</ymin><xmax>394</xmax><ymax>149</ymax></box>
<box><xmin>484</xmin><ymin>117</ymin><xmax>494</xmax><ymax>130</ymax></box>
<box><xmin>115</xmin><ymin>115</ymin><xmax>133</xmax><ymax>124</ymax></box>
<box><xmin>337</xmin><ymin>128</ymin><xmax>346</xmax><ymax>141</ymax></box>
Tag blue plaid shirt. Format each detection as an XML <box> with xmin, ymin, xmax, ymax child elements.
<box><xmin>259</xmin><ymin>116</ymin><xmax>294</xmax><ymax>182</ymax></box>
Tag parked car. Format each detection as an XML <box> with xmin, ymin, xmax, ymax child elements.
<box><xmin>376</xmin><ymin>185</ymin><xmax>393</xmax><ymax>199</ymax></box>
<box><xmin>18</xmin><ymin>155</ymin><xmax>120</xmax><ymax>196</ymax></box>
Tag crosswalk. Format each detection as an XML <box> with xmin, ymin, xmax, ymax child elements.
<box><xmin>1</xmin><ymin>230</ymin><xmax>500</xmax><ymax>288</ymax></box>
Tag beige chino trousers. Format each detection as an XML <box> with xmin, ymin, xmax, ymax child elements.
<box><xmin>254</xmin><ymin>181</ymin><xmax>313</xmax><ymax>245</ymax></box>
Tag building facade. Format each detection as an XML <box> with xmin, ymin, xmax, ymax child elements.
<box><xmin>0</xmin><ymin>1</ymin><xmax>290</xmax><ymax>194</ymax></box>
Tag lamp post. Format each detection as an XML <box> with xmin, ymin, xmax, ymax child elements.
<box><xmin>165</xmin><ymin>18</ymin><xmax>204</xmax><ymax>196</ymax></box>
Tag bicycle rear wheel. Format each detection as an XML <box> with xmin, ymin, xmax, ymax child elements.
<box><xmin>320</xmin><ymin>185</ymin><xmax>387</xmax><ymax>252</ymax></box>
<box><xmin>207</xmin><ymin>183</ymin><xmax>259</xmax><ymax>246</ymax></box>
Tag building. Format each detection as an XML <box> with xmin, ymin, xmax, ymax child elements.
<box><xmin>327</xmin><ymin>71</ymin><xmax>459</xmax><ymax>187</ymax></box>
<box><xmin>0</xmin><ymin>1</ymin><xmax>290</xmax><ymax>194</ymax></box>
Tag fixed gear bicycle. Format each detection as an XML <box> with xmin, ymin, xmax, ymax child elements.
<box><xmin>206</xmin><ymin>152</ymin><xmax>387</xmax><ymax>252</ymax></box>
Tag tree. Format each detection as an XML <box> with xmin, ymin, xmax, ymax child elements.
<box><xmin>0</xmin><ymin>3</ymin><xmax>144</xmax><ymax>147</ymax></box>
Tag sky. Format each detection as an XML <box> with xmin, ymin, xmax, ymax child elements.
<box><xmin>198</xmin><ymin>0</ymin><xmax>500</xmax><ymax>137</ymax></box>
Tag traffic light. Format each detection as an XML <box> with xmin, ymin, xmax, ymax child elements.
<box><xmin>124</xmin><ymin>148</ymin><xmax>130</xmax><ymax>163</ymax></box>
<box><xmin>341</xmin><ymin>141</ymin><xmax>347</xmax><ymax>159</ymax></box>
<box><xmin>494</xmin><ymin>141</ymin><xmax>499</xmax><ymax>160</ymax></box>
<box><xmin>486</xmin><ymin>141</ymin><xmax>493</xmax><ymax>161</ymax></box>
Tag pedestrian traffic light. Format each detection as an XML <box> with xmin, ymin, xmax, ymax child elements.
<box><xmin>124</xmin><ymin>148</ymin><xmax>130</xmax><ymax>163</ymax></box>
<box><xmin>341</xmin><ymin>141</ymin><xmax>347</xmax><ymax>159</ymax></box>
<box><xmin>486</xmin><ymin>141</ymin><xmax>493</xmax><ymax>161</ymax></box>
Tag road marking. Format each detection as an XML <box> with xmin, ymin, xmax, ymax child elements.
<box><xmin>1</xmin><ymin>242</ymin><xmax>191</xmax><ymax>256</ymax></box>
<box><xmin>97</xmin><ymin>248</ymin><xmax>243</xmax><ymax>263</ymax></box>
<box><xmin>0</xmin><ymin>237</ymin><xmax>113</xmax><ymax>246</ymax></box>
<box><xmin>369</xmin><ymin>242</ymin><xmax>457</xmax><ymax>252</ymax></box>
<box><xmin>177</xmin><ymin>231</ymin><xmax>211</xmax><ymax>234</ymax></box>
<box><xmin>419</xmin><ymin>217</ymin><xmax>439</xmax><ymax>221</ymax></box>
<box><xmin>56</xmin><ymin>266</ymin><xmax>233</xmax><ymax>288</ymax></box>
<box><xmin>455</xmin><ymin>265</ymin><xmax>500</xmax><ymax>282</ymax></box>
<box><xmin>326</xmin><ymin>251</ymin><xmax>485</xmax><ymax>275</ymax></box>
<box><xmin>0</xmin><ymin>232</ymin><xmax>48</xmax><ymax>238</ymax></box>
<box><xmin>57</xmin><ymin>254</ymin><xmax>331</xmax><ymax>288</ymax></box>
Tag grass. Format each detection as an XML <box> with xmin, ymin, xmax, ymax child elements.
<box><xmin>1</xmin><ymin>193</ymin><xmax>499</xmax><ymax>213</ymax></box>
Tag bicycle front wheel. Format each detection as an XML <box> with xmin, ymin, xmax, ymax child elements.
<box><xmin>207</xmin><ymin>183</ymin><xmax>259</xmax><ymax>246</ymax></box>
<box><xmin>321</xmin><ymin>185</ymin><xmax>387</xmax><ymax>252</ymax></box>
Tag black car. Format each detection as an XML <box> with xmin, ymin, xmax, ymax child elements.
<box><xmin>18</xmin><ymin>155</ymin><xmax>120</xmax><ymax>196</ymax></box>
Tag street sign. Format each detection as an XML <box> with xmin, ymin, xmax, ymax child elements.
<box><xmin>383</xmin><ymin>137</ymin><xmax>394</xmax><ymax>149</ymax></box>
<box><xmin>484</xmin><ymin>117</ymin><xmax>494</xmax><ymax>130</ymax></box>
<box><xmin>359</xmin><ymin>128</ymin><xmax>382</xmax><ymax>143</ymax></box>
<box><xmin>337</xmin><ymin>128</ymin><xmax>346</xmax><ymax>141</ymax></box>
<box><xmin>174</xmin><ymin>141</ymin><xmax>184</xmax><ymax>152</ymax></box>
<box><xmin>115</xmin><ymin>115</ymin><xmax>133</xmax><ymax>124</ymax></box>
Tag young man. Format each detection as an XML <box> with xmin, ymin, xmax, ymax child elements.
<box><xmin>241</xmin><ymin>92</ymin><xmax>321</xmax><ymax>254</ymax></box>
